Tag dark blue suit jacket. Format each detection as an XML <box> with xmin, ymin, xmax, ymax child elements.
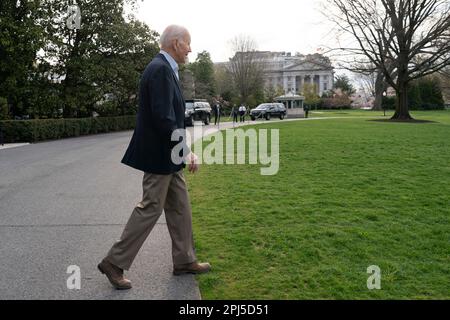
<box><xmin>122</xmin><ymin>53</ymin><xmax>186</xmax><ymax>174</ymax></box>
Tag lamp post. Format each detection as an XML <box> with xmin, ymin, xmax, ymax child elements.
<box><xmin>383</xmin><ymin>91</ymin><xmax>387</xmax><ymax>116</ymax></box>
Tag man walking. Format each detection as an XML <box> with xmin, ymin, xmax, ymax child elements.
<box><xmin>98</xmin><ymin>25</ymin><xmax>211</xmax><ymax>290</ymax></box>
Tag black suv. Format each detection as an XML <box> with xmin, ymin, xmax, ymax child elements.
<box><xmin>250</xmin><ymin>103</ymin><xmax>287</xmax><ymax>121</ymax></box>
<box><xmin>185</xmin><ymin>99</ymin><xmax>211</xmax><ymax>126</ymax></box>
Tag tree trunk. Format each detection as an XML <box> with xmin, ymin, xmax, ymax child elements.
<box><xmin>391</xmin><ymin>50</ymin><xmax>414</xmax><ymax>120</ymax></box>
<box><xmin>391</xmin><ymin>80</ymin><xmax>413</xmax><ymax>120</ymax></box>
<box><xmin>373</xmin><ymin>72</ymin><xmax>385</xmax><ymax>111</ymax></box>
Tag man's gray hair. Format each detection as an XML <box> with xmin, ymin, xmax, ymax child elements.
<box><xmin>159</xmin><ymin>25</ymin><xmax>189</xmax><ymax>48</ymax></box>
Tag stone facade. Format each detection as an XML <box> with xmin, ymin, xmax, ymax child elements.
<box><xmin>256</xmin><ymin>51</ymin><xmax>334</xmax><ymax>96</ymax></box>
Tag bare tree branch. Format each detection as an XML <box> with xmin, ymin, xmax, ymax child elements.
<box><xmin>325</xmin><ymin>0</ymin><xmax>450</xmax><ymax>119</ymax></box>
<box><xmin>227</xmin><ymin>35</ymin><xmax>266</xmax><ymax>104</ymax></box>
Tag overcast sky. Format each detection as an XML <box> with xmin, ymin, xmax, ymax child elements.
<box><xmin>134</xmin><ymin>0</ymin><xmax>340</xmax><ymax>63</ymax></box>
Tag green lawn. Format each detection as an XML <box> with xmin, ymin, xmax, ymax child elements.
<box><xmin>230</xmin><ymin>109</ymin><xmax>450</xmax><ymax>121</ymax></box>
<box><xmin>187</xmin><ymin>110</ymin><xmax>450</xmax><ymax>299</ymax></box>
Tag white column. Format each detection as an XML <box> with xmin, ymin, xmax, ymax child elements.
<box><xmin>319</xmin><ymin>75</ymin><xmax>324</xmax><ymax>96</ymax></box>
<box><xmin>283</xmin><ymin>76</ymin><xmax>288</xmax><ymax>94</ymax></box>
<box><xmin>302</xmin><ymin>75</ymin><xmax>306</xmax><ymax>94</ymax></box>
<box><xmin>329</xmin><ymin>73</ymin><xmax>333</xmax><ymax>92</ymax></box>
<box><xmin>292</xmin><ymin>75</ymin><xmax>297</xmax><ymax>93</ymax></box>
<box><xmin>314</xmin><ymin>75</ymin><xmax>320</xmax><ymax>94</ymax></box>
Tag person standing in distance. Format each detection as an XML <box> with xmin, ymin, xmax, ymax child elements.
<box><xmin>230</xmin><ymin>104</ymin><xmax>238</xmax><ymax>126</ymax></box>
<box><xmin>213</xmin><ymin>101</ymin><xmax>221</xmax><ymax>126</ymax></box>
<box><xmin>239</xmin><ymin>104</ymin><xmax>246</xmax><ymax>122</ymax></box>
<box><xmin>98</xmin><ymin>25</ymin><xmax>211</xmax><ymax>290</ymax></box>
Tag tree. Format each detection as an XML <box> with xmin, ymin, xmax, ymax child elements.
<box><xmin>303</xmin><ymin>83</ymin><xmax>321</xmax><ymax>109</ymax></box>
<box><xmin>322</xmin><ymin>88</ymin><xmax>353</xmax><ymax>109</ymax></box>
<box><xmin>407</xmin><ymin>80</ymin><xmax>422</xmax><ymax>109</ymax></box>
<box><xmin>0</xmin><ymin>96</ymin><xmax>8</xmax><ymax>120</ymax></box>
<box><xmin>0</xmin><ymin>0</ymin><xmax>45</xmax><ymax>117</ymax></box>
<box><xmin>214</xmin><ymin>63</ymin><xmax>237</xmax><ymax>104</ymax></box>
<box><xmin>408</xmin><ymin>76</ymin><xmax>445</xmax><ymax>109</ymax></box>
<box><xmin>88</xmin><ymin>19</ymin><xmax>159</xmax><ymax>116</ymax></box>
<box><xmin>419</xmin><ymin>77</ymin><xmax>444</xmax><ymax>109</ymax></box>
<box><xmin>436</xmin><ymin>66</ymin><xmax>450</xmax><ymax>104</ymax></box>
<box><xmin>264</xmin><ymin>85</ymin><xmax>285</xmax><ymax>102</ymax></box>
<box><xmin>179</xmin><ymin>66</ymin><xmax>195</xmax><ymax>100</ymax></box>
<box><xmin>189</xmin><ymin>51</ymin><xmax>216</xmax><ymax>100</ymax></box>
<box><xmin>0</xmin><ymin>0</ymin><xmax>159</xmax><ymax>119</ymax></box>
<box><xmin>334</xmin><ymin>74</ymin><xmax>355</xmax><ymax>94</ymax></box>
<box><xmin>39</xmin><ymin>0</ymin><xmax>159</xmax><ymax>118</ymax></box>
<box><xmin>327</xmin><ymin>0</ymin><xmax>450</xmax><ymax>120</ymax></box>
<box><xmin>352</xmin><ymin>65</ymin><xmax>390</xmax><ymax>110</ymax></box>
<box><xmin>373</xmin><ymin>68</ymin><xmax>389</xmax><ymax>110</ymax></box>
<box><xmin>228</xmin><ymin>35</ymin><xmax>266</xmax><ymax>105</ymax></box>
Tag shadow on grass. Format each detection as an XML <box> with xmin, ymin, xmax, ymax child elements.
<box><xmin>368</xmin><ymin>119</ymin><xmax>438</xmax><ymax>124</ymax></box>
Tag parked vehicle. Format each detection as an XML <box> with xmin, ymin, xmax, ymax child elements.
<box><xmin>185</xmin><ymin>99</ymin><xmax>211</xmax><ymax>126</ymax></box>
<box><xmin>250</xmin><ymin>103</ymin><xmax>286</xmax><ymax>121</ymax></box>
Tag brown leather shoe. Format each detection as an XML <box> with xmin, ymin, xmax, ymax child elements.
<box><xmin>98</xmin><ymin>258</ymin><xmax>132</xmax><ymax>290</ymax></box>
<box><xmin>173</xmin><ymin>261</ymin><xmax>211</xmax><ymax>275</ymax></box>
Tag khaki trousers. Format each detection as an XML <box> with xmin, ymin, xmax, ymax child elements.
<box><xmin>106</xmin><ymin>170</ymin><xmax>196</xmax><ymax>270</ymax></box>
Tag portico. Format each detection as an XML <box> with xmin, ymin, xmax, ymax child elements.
<box><xmin>259</xmin><ymin>52</ymin><xmax>334</xmax><ymax>97</ymax></box>
<box><xmin>280</xmin><ymin>73</ymin><xmax>333</xmax><ymax>96</ymax></box>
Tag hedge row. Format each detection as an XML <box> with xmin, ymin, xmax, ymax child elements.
<box><xmin>0</xmin><ymin>116</ymin><xmax>136</xmax><ymax>143</ymax></box>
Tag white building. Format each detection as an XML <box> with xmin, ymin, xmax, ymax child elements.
<box><xmin>251</xmin><ymin>51</ymin><xmax>334</xmax><ymax>96</ymax></box>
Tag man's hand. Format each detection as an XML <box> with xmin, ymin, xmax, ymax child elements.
<box><xmin>187</xmin><ymin>152</ymin><xmax>199</xmax><ymax>174</ymax></box>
